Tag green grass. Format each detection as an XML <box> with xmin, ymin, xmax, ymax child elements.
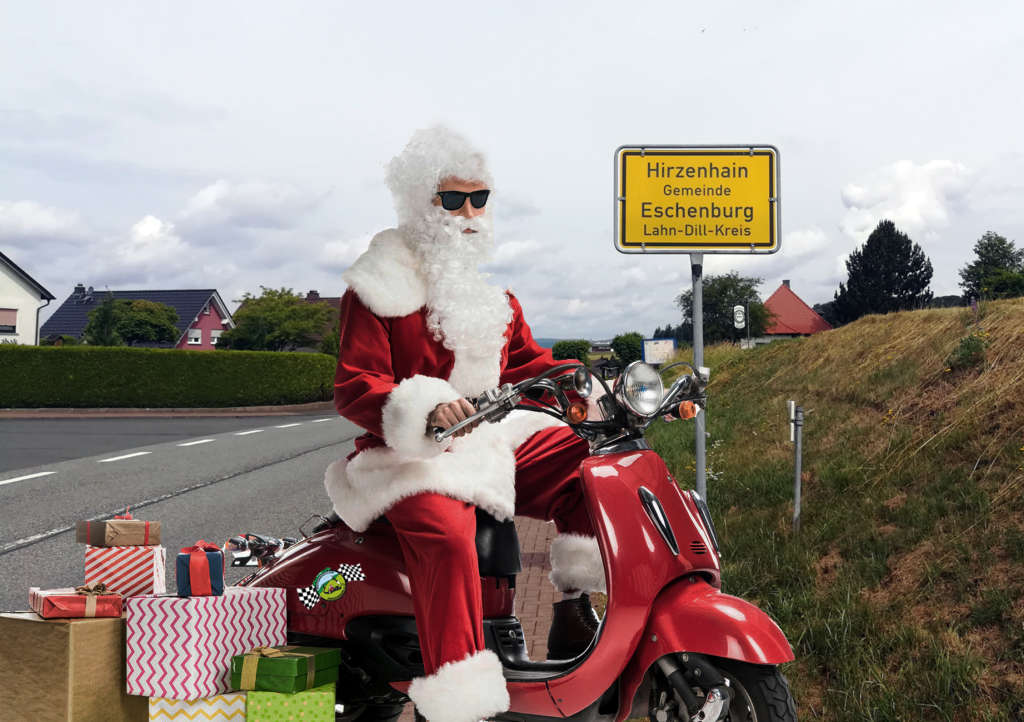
<box><xmin>649</xmin><ymin>299</ymin><xmax>1024</xmax><ymax>720</ymax></box>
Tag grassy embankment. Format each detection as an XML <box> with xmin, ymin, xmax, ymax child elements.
<box><xmin>647</xmin><ymin>298</ymin><xmax>1023</xmax><ymax>720</ymax></box>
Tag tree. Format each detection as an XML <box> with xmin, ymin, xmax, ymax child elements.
<box><xmin>958</xmin><ymin>231</ymin><xmax>1024</xmax><ymax>301</ymax></box>
<box><xmin>611</xmin><ymin>332</ymin><xmax>643</xmax><ymax>364</ymax></box>
<box><xmin>118</xmin><ymin>299</ymin><xmax>179</xmax><ymax>345</ymax></box>
<box><xmin>675</xmin><ymin>272</ymin><xmax>772</xmax><ymax>344</ymax></box>
<box><xmin>832</xmin><ymin>220</ymin><xmax>933</xmax><ymax>324</ymax></box>
<box><xmin>551</xmin><ymin>339</ymin><xmax>591</xmax><ymax>363</ymax></box>
<box><xmin>217</xmin><ymin>287</ymin><xmax>331</xmax><ymax>351</ymax></box>
<box><xmin>83</xmin><ymin>295</ymin><xmax>123</xmax><ymax>346</ymax></box>
<box><xmin>985</xmin><ymin>268</ymin><xmax>1024</xmax><ymax>299</ymax></box>
<box><xmin>82</xmin><ymin>295</ymin><xmax>179</xmax><ymax>346</ymax></box>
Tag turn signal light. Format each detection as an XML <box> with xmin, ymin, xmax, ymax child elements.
<box><xmin>567</xmin><ymin>402</ymin><xmax>588</xmax><ymax>424</ymax></box>
<box><xmin>677</xmin><ymin>401</ymin><xmax>697</xmax><ymax>420</ymax></box>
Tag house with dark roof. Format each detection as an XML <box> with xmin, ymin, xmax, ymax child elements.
<box><xmin>758</xmin><ymin>280</ymin><xmax>832</xmax><ymax>343</ymax></box>
<box><xmin>0</xmin><ymin>251</ymin><xmax>56</xmax><ymax>346</ymax></box>
<box><xmin>41</xmin><ymin>285</ymin><xmax>235</xmax><ymax>349</ymax></box>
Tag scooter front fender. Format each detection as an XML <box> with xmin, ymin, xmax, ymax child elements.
<box><xmin>617</xmin><ymin>577</ymin><xmax>793</xmax><ymax>721</ymax></box>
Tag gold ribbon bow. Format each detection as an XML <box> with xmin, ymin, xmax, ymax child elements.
<box><xmin>74</xmin><ymin>583</ymin><xmax>114</xmax><ymax>618</ymax></box>
<box><xmin>240</xmin><ymin>645</ymin><xmax>317</xmax><ymax>691</ymax></box>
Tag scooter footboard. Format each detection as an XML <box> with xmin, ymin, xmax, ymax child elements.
<box><xmin>616</xmin><ymin>577</ymin><xmax>793</xmax><ymax>721</ymax></box>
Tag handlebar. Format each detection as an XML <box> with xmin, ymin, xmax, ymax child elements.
<box><xmin>430</xmin><ymin>361</ymin><xmax>707</xmax><ymax>444</ymax></box>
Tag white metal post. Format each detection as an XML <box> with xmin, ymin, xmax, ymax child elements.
<box><xmin>793</xmin><ymin>405</ymin><xmax>803</xmax><ymax>533</ymax></box>
<box><xmin>691</xmin><ymin>253</ymin><xmax>706</xmax><ymax>500</ymax></box>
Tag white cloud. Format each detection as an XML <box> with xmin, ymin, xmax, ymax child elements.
<box><xmin>488</xmin><ymin>238</ymin><xmax>541</xmax><ymax>268</ymax></box>
<box><xmin>178</xmin><ymin>179</ymin><xmax>322</xmax><ymax>232</ymax></box>
<box><xmin>839</xmin><ymin>160</ymin><xmax>973</xmax><ymax>242</ymax></box>
<box><xmin>0</xmin><ymin>200</ymin><xmax>84</xmax><ymax>241</ymax></box>
<box><xmin>319</xmin><ymin>234</ymin><xmax>372</xmax><ymax>273</ymax></box>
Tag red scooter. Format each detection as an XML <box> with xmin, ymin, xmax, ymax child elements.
<box><xmin>233</xmin><ymin>362</ymin><xmax>797</xmax><ymax>722</ymax></box>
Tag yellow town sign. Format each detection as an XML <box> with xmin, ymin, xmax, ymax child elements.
<box><xmin>614</xmin><ymin>146</ymin><xmax>780</xmax><ymax>254</ymax></box>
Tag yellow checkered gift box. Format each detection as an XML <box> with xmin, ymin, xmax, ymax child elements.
<box><xmin>149</xmin><ymin>692</ymin><xmax>246</xmax><ymax>719</ymax></box>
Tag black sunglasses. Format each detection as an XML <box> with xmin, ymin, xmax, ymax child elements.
<box><xmin>436</xmin><ymin>189</ymin><xmax>490</xmax><ymax>211</ymax></box>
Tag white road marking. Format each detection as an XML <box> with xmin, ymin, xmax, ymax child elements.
<box><xmin>178</xmin><ymin>439</ymin><xmax>215</xmax><ymax>447</ymax></box>
<box><xmin>275</xmin><ymin>423</ymin><xmax>302</xmax><ymax>428</ymax></box>
<box><xmin>98</xmin><ymin>451</ymin><xmax>152</xmax><ymax>463</ymax></box>
<box><xmin>0</xmin><ymin>470</ymin><xmax>57</xmax><ymax>487</ymax></box>
<box><xmin>311</xmin><ymin>418</ymin><xmax>335</xmax><ymax>423</ymax></box>
<box><xmin>234</xmin><ymin>429</ymin><xmax>264</xmax><ymax>436</ymax></box>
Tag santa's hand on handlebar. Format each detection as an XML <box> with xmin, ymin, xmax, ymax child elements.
<box><xmin>427</xmin><ymin>398</ymin><xmax>481</xmax><ymax>439</ymax></box>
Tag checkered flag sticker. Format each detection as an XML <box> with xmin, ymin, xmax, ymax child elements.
<box><xmin>297</xmin><ymin>562</ymin><xmax>366</xmax><ymax>609</ymax></box>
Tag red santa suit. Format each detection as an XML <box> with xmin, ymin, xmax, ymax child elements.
<box><xmin>324</xmin><ymin>228</ymin><xmax>605</xmax><ymax>722</ymax></box>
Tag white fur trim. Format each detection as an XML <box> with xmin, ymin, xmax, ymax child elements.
<box><xmin>381</xmin><ymin>375</ymin><xmax>462</xmax><ymax>461</ymax></box>
<box><xmin>325</xmin><ymin>411</ymin><xmax>563</xmax><ymax>532</ymax></box>
<box><xmin>342</xmin><ymin>229</ymin><xmax>427</xmax><ymax>318</ymax></box>
<box><xmin>408</xmin><ymin>649</ymin><xmax>508</xmax><ymax>722</ymax></box>
<box><xmin>549</xmin><ymin>533</ymin><xmax>606</xmax><ymax>594</ymax></box>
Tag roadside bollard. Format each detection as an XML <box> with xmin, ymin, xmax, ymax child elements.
<box><xmin>788</xmin><ymin>401</ymin><xmax>804</xmax><ymax>533</ymax></box>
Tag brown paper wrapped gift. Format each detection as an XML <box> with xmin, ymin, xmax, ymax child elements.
<box><xmin>0</xmin><ymin>612</ymin><xmax>147</xmax><ymax>721</ymax></box>
<box><xmin>76</xmin><ymin>518</ymin><xmax>161</xmax><ymax>546</ymax></box>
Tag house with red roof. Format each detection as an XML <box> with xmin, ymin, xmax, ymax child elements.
<box><xmin>761</xmin><ymin>280</ymin><xmax>832</xmax><ymax>340</ymax></box>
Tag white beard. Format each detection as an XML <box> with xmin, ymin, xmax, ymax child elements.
<box><xmin>404</xmin><ymin>207</ymin><xmax>512</xmax><ymax>397</ymax></box>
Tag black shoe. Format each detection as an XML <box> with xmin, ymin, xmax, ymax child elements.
<box><xmin>546</xmin><ymin>593</ymin><xmax>600</xmax><ymax>660</ymax></box>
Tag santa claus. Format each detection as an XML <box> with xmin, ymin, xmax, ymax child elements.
<box><xmin>324</xmin><ymin>126</ymin><xmax>605</xmax><ymax>722</ymax></box>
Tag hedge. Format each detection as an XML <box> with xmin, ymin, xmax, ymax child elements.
<box><xmin>0</xmin><ymin>346</ymin><xmax>336</xmax><ymax>408</ymax></box>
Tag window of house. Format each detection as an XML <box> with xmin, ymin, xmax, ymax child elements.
<box><xmin>210</xmin><ymin>329</ymin><xmax>223</xmax><ymax>345</ymax></box>
<box><xmin>188</xmin><ymin>328</ymin><xmax>202</xmax><ymax>345</ymax></box>
<box><xmin>0</xmin><ymin>309</ymin><xmax>16</xmax><ymax>334</ymax></box>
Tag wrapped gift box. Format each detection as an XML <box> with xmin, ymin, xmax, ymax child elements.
<box><xmin>176</xmin><ymin>542</ymin><xmax>225</xmax><ymax>597</ymax></box>
<box><xmin>231</xmin><ymin>645</ymin><xmax>341</xmax><ymax>693</ymax></box>
<box><xmin>76</xmin><ymin>518</ymin><xmax>161</xmax><ymax>547</ymax></box>
<box><xmin>85</xmin><ymin>544</ymin><xmax>166</xmax><ymax>597</ymax></box>
<box><xmin>247</xmin><ymin>683</ymin><xmax>335</xmax><ymax>722</ymax></box>
<box><xmin>149</xmin><ymin>693</ymin><xmax>246</xmax><ymax>720</ymax></box>
<box><xmin>30</xmin><ymin>585</ymin><xmax>123</xmax><ymax>619</ymax></box>
<box><xmin>126</xmin><ymin>587</ymin><xmax>286</xmax><ymax>700</ymax></box>
<box><xmin>0</xmin><ymin>612</ymin><xmax>147</xmax><ymax>722</ymax></box>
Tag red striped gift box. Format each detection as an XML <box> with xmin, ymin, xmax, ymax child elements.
<box><xmin>85</xmin><ymin>544</ymin><xmax>166</xmax><ymax>597</ymax></box>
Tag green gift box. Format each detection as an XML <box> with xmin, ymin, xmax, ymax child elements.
<box><xmin>231</xmin><ymin>645</ymin><xmax>341</xmax><ymax>693</ymax></box>
<box><xmin>247</xmin><ymin>683</ymin><xmax>335</xmax><ymax>722</ymax></box>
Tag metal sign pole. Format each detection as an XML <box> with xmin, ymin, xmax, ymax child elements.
<box><xmin>793</xmin><ymin>405</ymin><xmax>803</xmax><ymax>533</ymax></box>
<box><xmin>691</xmin><ymin>253</ymin><xmax>707</xmax><ymax>500</ymax></box>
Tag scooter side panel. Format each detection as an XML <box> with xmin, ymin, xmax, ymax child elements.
<box><xmin>245</xmin><ymin>523</ymin><xmax>415</xmax><ymax>639</ymax></box>
<box><xmin>543</xmin><ymin>450</ymin><xmax>705</xmax><ymax>716</ymax></box>
<box><xmin>616</xmin><ymin>577</ymin><xmax>794</xmax><ymax>721</ymax></box>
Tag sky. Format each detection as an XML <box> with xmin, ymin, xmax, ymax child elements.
<box><xmin>2</xmin><ymin>1</ymin><xmax>1022</xmax><ymax>339</ymax></box>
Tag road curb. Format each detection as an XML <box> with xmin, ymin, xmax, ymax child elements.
<box><xmin>0</xmin><ymin>401</ymin><xmax>336</xmax><ymax>419</ymax></box>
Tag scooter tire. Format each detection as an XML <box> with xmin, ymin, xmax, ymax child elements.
<box><xmin>714</xmin><ymin>659</ymin><xmax>796</xmax><ymax>722</ymax></box>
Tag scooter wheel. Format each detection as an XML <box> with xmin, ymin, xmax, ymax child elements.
<box><xmin>713</xmin><ymin>659</ymin><xmax>796</xmax><ymax>722</ymax></box>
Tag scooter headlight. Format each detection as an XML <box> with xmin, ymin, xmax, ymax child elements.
<box><xmin>616</xmin><ymin>361</ymin><xmax>664</xmax><ymax>417</ymax></box>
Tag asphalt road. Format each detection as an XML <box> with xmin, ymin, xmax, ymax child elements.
<box><xmin>0</xmin><ymin>415</ymin><xmax>340</xmax><ymax>475</ymax></box>
<box><xmin>0</xmin><ymin>413</ymin><xmax>362</xmax><ymax>612</ymax></box>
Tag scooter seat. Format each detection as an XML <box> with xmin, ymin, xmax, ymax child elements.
<box><xmin>316</xmin><ymin>509</ymin><xmax>522</xmax><ymax>578</ymax></box>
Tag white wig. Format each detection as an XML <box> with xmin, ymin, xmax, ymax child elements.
<box><xmin>385</xmin><ymin>125</ymin><xmax>493</xmax><ymax>226</ymax></box>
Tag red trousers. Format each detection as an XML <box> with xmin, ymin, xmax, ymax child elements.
<box><xmin>385</xmin><ymin>426</ymin><xmax>592</xmax><ymax>677</ymax></box>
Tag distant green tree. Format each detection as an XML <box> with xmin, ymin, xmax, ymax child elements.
<box><xmin>675</xmin><ymin>272</ymin><xmax>772</xmax><ymax>343</ymax></box>
<box><xmin>318</xmin><ymin>325</ymin><xmax>341</xmax><ymax>357</ymax></box>
<box><xmin>928</xmin><ymin>295</ymin><xmax>965</xmax><ymax>309</ymax></box>
<box><xmin>118</xmin><ymin>299</ymin><xmax>179</xmax><ymax>345</ymax></box>
<box><xmin>218</xmin><ymin>287</ymin><xmax>330</xmax><ymax>351</ymax></box>
<box><xmin>985</xmin><ymin>268</ymin><xmax>1024</xmax><ymax>299</ymax></box>
<box><xmin>958</xmin><ymin>231</ymin><xmax>1024</xmax><ymax>301</ymax></box>
<box><xmin>83</xmin><ymin>295</ymin><xmax>123</xmax><ymax>346</ymax></box>
<box><xmin>611</xmin><ymin>332</ymin><xmax>643</xmax><ymax>364</ymax></box>
<box><xmin>552</xmin><ymin>339</ymin><xmax>591</xmax><ymax>363</ymax></box>
<box><xmin>832</xmin><ymin>220</ymin><xmax>933</xmax><ymax>324</ymax></box>
<box><xmin>83</xmin><ymin>295</ymin><xmax>179</xmax><ymax>346</ymax></box>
